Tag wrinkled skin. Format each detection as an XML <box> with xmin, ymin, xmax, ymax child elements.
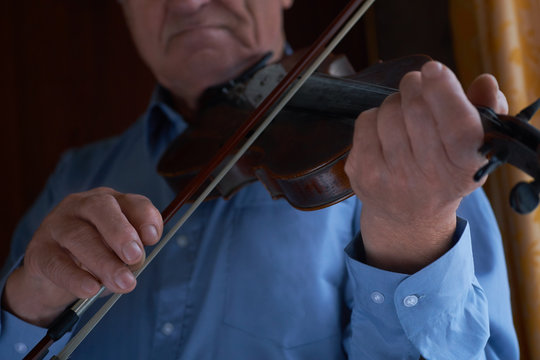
<box><xmin>345</xmin><ymin>64</ymin><xmax>507</xmax><ymax>273</ymax></box>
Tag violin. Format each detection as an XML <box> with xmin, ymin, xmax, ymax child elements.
<box><xmin>158</xmin><ymin>51</ymin><xmax>540</xmax><ymax>214</ymax></box>
<box><xmin>158</xmin><ymin>53</ymin><xmax>430</xmax><ymax>210</ymax></box>
<box><xmin>25</xmin><ymin>0</ymin><xmax>540</xmax><ymax>357</ymax></box>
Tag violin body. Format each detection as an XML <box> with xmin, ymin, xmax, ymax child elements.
<box><xmin>158</xmin><ymin>55</ymin><xmax>430</xmax><ymax>210</ymax></box>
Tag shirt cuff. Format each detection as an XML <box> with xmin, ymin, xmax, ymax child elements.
<box><xmin>345</xmin><ymin>217</ymin><xmax>489</xmax><ymax>359</ymax></box>
<box><xmin>0</xmin><ymin>309</ymin><xmax>48</xmax><ymax>358</ymax></box>
<box><xmin>0</xmin><ymin>254</ymin><xmax>71</xmax><ymax>359</ymax></box>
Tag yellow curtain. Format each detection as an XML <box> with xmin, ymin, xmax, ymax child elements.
<box><xmin>449</xmin><ymin>0</ymin><xmax>540</xmax><ymax>358</ymax></box>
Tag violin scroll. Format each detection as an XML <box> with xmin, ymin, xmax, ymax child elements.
<box><xmin>475</xmin><ymin>98</ymin><xmax>540</xmax><ymax>213</ymax></box>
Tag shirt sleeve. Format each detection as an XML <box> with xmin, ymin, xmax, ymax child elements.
<box><xmin>343</xmin><ymin>190</ymin><xmax>519</xmax><ymax>359</ymax></box>
<box><xmin>0</xmin><ymin>301</ymin><xmax>71</xmax><ymax>359</ymax></box>
<box><xmin>0</xmin><ymin>152</ymin><xmax>75</xmax><ymax>359</ymax></box>
<box><xmin>0</xmin><ymin>254</ymin><xmax>71</xmax><ymax>359</ymax></box>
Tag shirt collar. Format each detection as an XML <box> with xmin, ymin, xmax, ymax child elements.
<box><xmin>145</xmin><ymin>85</ymin><xmax>189</xmax><ymax>162</ymax></box>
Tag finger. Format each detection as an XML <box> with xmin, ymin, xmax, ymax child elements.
<box><xmin>53</xmin><ymin>220</ymin><xmax>137</xmax><ymax>293</ymax></box>
<box><xmin>466</xmin><ymin>73</ymin><xmax>508</xmax><ymax>114</ymax></box>
<box><xmin>399</xmin><ymin>71</ymin><xmax>446</xmax><ymax>176</ymax></box>
<box><xmin>420</xmin><ymin>61</ymin><xmax>485</xmax><ymax>167</ymax></box>
<box><xmin>75</xmin><ymin>190</ymin><xmax>144</xmax><ymax>266</ymax></box>
<box><xmin>26</xmin><ymin>241</ymin><xmax>102</xmax><ymax>299</ymax></box>
<box><xmin>345</xmin><ymin>107</ymin><xmax>385</xmax><ymax>196</ymax></box>
<box><xmin>376</xmin><ymin>93</ymin><xmax>414</xmax><ymax>173</ymax></box>
<box><xmin>116</xmin><ymin>193</ymin><xmax>163</xmax><ymax>246</ymax></box>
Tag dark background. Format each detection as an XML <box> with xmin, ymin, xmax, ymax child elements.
<box><xmin>0</xmin><ymin>0</ymin><xmax>454</xmax><ymax>265</ymax></box>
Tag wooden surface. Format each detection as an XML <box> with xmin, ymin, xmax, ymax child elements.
<box><xmin>0</xmin><ymin>0</ymin><xmax>453</xmax><ymax>266</ymax></box>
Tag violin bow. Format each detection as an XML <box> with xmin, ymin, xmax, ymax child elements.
<box><xmin>27</xmin><ymin>0</ymin><xmax>540</xmax><ymax>357</ymax></box>
<box><xmin>25</xmin><ymin>0</ymin><xmax>377</xmax><ymax>359</ymax></box>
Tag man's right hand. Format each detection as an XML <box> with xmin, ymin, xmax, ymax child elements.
<box><xmin>1</xmin><ymin>187</ymin><xmax>163</xmax><ymax>327</ymax></box>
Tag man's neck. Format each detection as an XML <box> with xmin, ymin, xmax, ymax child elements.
<box><xmin>167</xmin><ymin>50</ymin><xmax>285</xmax><ymax>122</ymax></box>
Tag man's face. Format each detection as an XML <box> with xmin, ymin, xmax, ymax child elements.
<box><xmin>122</xmin><ymin>0</ymin><xmax>293</xmax><ymax>108</ymax></box>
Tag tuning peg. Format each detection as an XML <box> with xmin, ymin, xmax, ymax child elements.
<box><xmin>474</xmin><ymin>144</ymin><xmax>509</xmax><ymax>182</ymax></box>
<box><xmin>515</xmin><ymin>98</ymin><xmax>540</xmax><ymax>123</ymax></box>
<box><xmin>474</xmin><ymin>156</ymin><xmax>503</xmax><ymax>181</ymax></box>
<box><xmin>509</xmin><ymin>180</ymin><xmax>540</xmax><ymax>214</ymax></box>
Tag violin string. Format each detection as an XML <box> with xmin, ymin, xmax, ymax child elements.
<box><xmin>52</xmin><ymin>0</ymin><xmax>376</xmax><ymax>358</ymax></box>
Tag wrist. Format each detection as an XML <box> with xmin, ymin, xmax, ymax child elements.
<box><xmin>2</xmin><ymin>267</ymin><xmax>73</xmax><ymax>327</ymax></box>
<box><xmin>360</xmin><ymin>207</ymin><xmax>457</xmax><ymax>274</ymax></box>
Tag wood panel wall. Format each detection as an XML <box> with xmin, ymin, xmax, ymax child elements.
<box><xmin>1</xmin><ymin>1</ymin><xmax>155</xmax><ymax>266</ymax></box>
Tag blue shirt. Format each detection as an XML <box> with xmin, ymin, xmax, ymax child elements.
<box><xmin>0</xmin><ymin>87</ymin><xmax>519</xmax><ymax>359</ymax></box>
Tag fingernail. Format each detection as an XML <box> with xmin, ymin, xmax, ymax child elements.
<box><xmin>141</xmin><ymin>224</ymin><xmax>159</xmax><ymax>244</ymax></box>
<box><xmin>115</xmin><ymin>268</ymin><xmax>135</xmax><ymax>290</ymax></box>
<box><xmin>122</xmin><ymin>241</ymin><xmax>143</xmax><ymax>262</ymax></box>
<box><xmin>81</xmin><ymin>277</ymin><xmax>99</xmax><ymax>295</ymax></box>
<box><xmin>422</xmin><ymin>61</ymin><xmax>443</xmax><ymax>78</ymax></box>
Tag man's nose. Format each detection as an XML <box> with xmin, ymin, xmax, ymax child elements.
<box><xmin>167</xmin><ymin>0</ymin><xmax>212</xmax><ymax>14</ymax></box>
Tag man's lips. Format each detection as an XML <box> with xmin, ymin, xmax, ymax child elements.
<box><xmin>165</xmin><ymin>22</ymin><xmax>228</xmax><ymax>40</ymax></box>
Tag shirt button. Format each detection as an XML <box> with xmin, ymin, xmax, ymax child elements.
<box><xmin>176</xmin><ymin>235</ymin><xmax>189</xmax><ymax>248</ymax></box>
<box><xmin>403</xmin><ymin>295</ymin><xmax>419</xmax><ymax>307</ymax></box>
<box><xmin>161</xmin><ymin>322</ymin><xmax>175</xmax><ymax>336</ymax></box>
<box><xmin>370</xmin><ymin>291</ymin><xmax>385</xmax><ymax>304</ymax></box>
<box><xmin>14</xmin><ymin>342</ymin><xmax>28</xmax><ymax>354</ymax></box>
